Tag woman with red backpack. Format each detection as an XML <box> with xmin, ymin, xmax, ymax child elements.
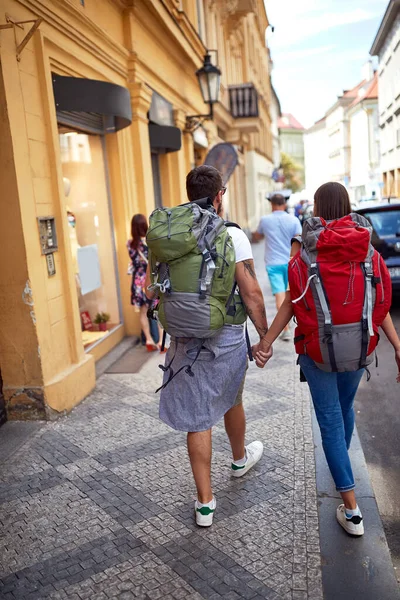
<box><xmin>253</xmin><ymin>182</ymin><xmax>400</xmax><ymax>536</ymax></box>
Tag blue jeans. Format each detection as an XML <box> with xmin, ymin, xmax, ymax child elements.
<box><xmin>298</xmin><ymin>354</ymin><xmax>365</xmax><ymax>492</ymax></box>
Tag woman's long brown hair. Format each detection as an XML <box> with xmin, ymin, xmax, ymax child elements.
<box><xmin>130</xmin><ymin>214</ymin><xmax>148</xmax><ymax>249</ymax></box>
<box><xmin>314</xmin><ymin>182</ymin><xmax>352</xmax><ymax>220</ymax></box>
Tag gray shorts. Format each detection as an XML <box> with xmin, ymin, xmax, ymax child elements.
<box><xmin>159</xmin><ymin>325</ymin><xmax>248</xmax><ymax>432</ymax></box>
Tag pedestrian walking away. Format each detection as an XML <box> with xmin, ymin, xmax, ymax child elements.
<box><xmin>127</xmin><ymin>214</ymin><xmax>164</xmax><ymax>352</ymax></box>
<box><xmin>253</xmin><ymin>193</ymin><xmax>302</xmax><ymax>341</ymax></box>
<box><xmin>145</xmin><ymin>165</ymin><xmax>272</xmax><ymax>527</ymax></box>
<box><xmin>294</xmin><ymin>199</ymin><xmax>309</xmax><ymax>223</ymax></box>
<box><xmin>254</xmin><ymin>181</ymin><xmax>400</xmax><ymax>537</ymax></box>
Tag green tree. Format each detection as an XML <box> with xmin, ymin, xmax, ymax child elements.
<box><xmin>280</xmin><ymin>152</ymin><xmax>304</xmax><ymax>193</ymax></box>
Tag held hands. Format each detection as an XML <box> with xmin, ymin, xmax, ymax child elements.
<box><xmin>252</xmin><ymin>339</ymin><xmax>273</xmax><ymax>369</ymax></box>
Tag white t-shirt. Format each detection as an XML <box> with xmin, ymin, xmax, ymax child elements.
<box><xmin>227</xmin><ymin>226</ymin><xmax>253</xmax><ymax>263</ymax></box>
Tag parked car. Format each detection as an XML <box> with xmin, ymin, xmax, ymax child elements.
<box><xmin>355</xmin><ymin>201</ymin><xmax>400</xmax><ymax>293</ymax></box>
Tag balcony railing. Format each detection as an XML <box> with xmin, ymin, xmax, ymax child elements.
<box><xmin>229</xmin><ymin>83</ymin><xmax>259</xmax><ymax>119</ymax></box>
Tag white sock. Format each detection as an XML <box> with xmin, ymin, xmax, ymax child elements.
<box><xmin>196</xmin><ymin>498</ymin><xmax>215</xmax><ymax>508</ymax></box>
<box><xmin>232</xmin><ymin>451</ymin><xmax>247</xmax><ymax>467</ymax></box>
<box><xmin>345</xmin><ymin>505</ymin><xmax>362</xmax><ymax>518</ymax></box>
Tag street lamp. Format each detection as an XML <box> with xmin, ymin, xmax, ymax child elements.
<box><xmin>186</xmin><ymin>53</ymin><xmax>221</xmax><ymax>132</ymax></box>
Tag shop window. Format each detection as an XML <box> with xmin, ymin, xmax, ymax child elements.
<box><xmin>59</xmin><ymin>130</ymin><xmax>121</xmax><ymax>350</ymax></box>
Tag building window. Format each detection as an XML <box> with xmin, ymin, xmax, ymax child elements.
<box><xmin>59</xmin><ymin>131</ymin><xmax>121</xmax><ymax>350</ymax></box>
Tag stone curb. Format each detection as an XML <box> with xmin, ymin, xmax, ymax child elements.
<box><xmin>312</xmin><ymin>407</ymin><xmax>400</xmax><ymax>600</ymax></box>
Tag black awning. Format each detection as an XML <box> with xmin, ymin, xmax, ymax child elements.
<box><xmin>149</xmin><ymin>123</ymin><xmax>181</xmax><ymax>153</ymax></box>
<box><xmin>52</xmin><ymin>74</ymin><xmax>132</xmax><ymax>133</ymax></box>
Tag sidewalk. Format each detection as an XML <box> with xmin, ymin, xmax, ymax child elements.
<box><xmin>0</xmin><ymin>248</ymin><xmax>324</xmax><ymax>600</ymax></box>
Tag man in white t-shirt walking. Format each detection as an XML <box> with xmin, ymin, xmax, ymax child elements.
<box><xmin>147</xmin><ymin>166</ymin><xmax>272</xmax><ymax>527</ymax></box>
<box><xmin>253</xmin><ymin>194</ymin><xmax>302</xmax><ymax>340</ymax></box>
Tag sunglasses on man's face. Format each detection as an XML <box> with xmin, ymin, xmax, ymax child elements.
<box><xmin>221</xmin><ymin>187</ymin><xmax>227</xmax><ymax>195</ymax></box>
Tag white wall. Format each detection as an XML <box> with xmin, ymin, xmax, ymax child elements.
<box><xmin>378</xmin><ymin>13</ymin><xmax>400</xmax><ymax>176</ymax></box>
<box><xmin>304</xmin><ymin>123</ymin><xmax>330</xmax><ymax>197</ymax></box>
<box><xmin>349</xmin><ymin>103</ymin><xmax>381</xmax><ymax>201</ymax></box>
<box><xmin>326</xmin><ymin>103</ymin><xmax>350</xmax><ymax>183</ymax></box>
<box><xmin>270</xmin><ymin>93</ymin><xmax>281</xmax><ymax>168</ymax></box>
<box><xmin>350</xmin><ymin>109</ymin><xmax>369</xmax><ymax>187</ymax></box>
<box><xmin>246</xmin><ymin>151</ymin><xmax>273</xmax><ymax>231</ymax></box>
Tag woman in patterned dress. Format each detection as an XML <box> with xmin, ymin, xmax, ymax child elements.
<box><xmin>127</xmin><ymin>214</ymin><xmax>162</xmax><ymax>352</ymax></box>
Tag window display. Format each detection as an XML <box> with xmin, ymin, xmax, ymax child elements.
<box><xmin>59</xmin><ymin>131</ymin><xmax>121</xmax><ymax>350</ymax></box>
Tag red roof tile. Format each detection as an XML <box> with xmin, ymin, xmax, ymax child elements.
<box><xmin>278</xmin><ymin>113</ymin><xmax>304</xmax><ymax>130</ymax></box>
<box><xmin>343</xmin><ymin>80</ymin><xmax>367</xmax><ymax>98</ymax></box>
<box><xmin>348</xmin><ymin>72</ymin><xmax>378</xmax><ymax>108</ymax></box>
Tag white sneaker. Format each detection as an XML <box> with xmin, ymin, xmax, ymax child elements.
<box><xmin>336</xmin><ymin>504</ymin><xmax>364</xmax><ymax>536</ymax></box>
<box><xmin>195</xmin><ymin>497</ymin><xmax>216</xmax><ymax>527</ymax></box>
<box><xmin>279</xmin><ymin>329</ymin><xmax>291</xmax><ymax>342</ymax></box>
<box><xmin>231</xmin><ymin>441</ymin><xmax>264</xmax><ymax>478</ymax></box>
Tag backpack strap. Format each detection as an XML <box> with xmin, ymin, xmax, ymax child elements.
<box><xmin>199</xmin><ymin>249</ymin><xmax>216</xmax><ymax>299</ymax></box>
<box><xmin>224</xmin><ymin>224</ymin><xmax>253</xmax><ymax>361</ymax></box>
<box><xmin>245</xmin><ymin>324</ymin><xmax>254</xmax><ymax>362</ymax></box>
<box><xmin>311</xmin><ymin>263</ymin><xmax>338</xmax><ymax>372</ymax></box>
<box><xmin>161</xmin><ymin>329</ymin><xmax>167</xmax><ymax>352</ymax></box>
<box><xmin>291</xmin><ymin>234</ymin><xmax>302</xmax><ymax>245</ymax></box>
<box><xmin>224</xmin><ymin>221</ymin><xmax>241</xmax><ymax>229</ymax></box>
<box><xmin>225</xmin><ymin>282</ymin><xmax>253</xmax><ymax>362</ymax></box>
<box><xmin>359</xmin><ymin>261</ymin><xmax>375</xmax><ymax>369</ymax></box>
<box><xmin>363</xmin><ymin>262</ymin><xmax>375</xmax><ymax>337</ymax></box>
<box><xmin>225</xmin><ymin>281</ymin><xmax>238</xmax><ymax>314</ymax></box>
<box><xmin>156</xmin><ymin>339</ymin><xmax>203</xmax><ymax>393</ymax></box>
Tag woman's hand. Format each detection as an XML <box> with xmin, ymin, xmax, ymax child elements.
<box><xmin>252</xmin><ymin>339</ymin><xmax>273</xmax><ymax>368</ymax></box>
<box><xmin>380</xmin><ymin>313</ymin><xmax>400</xmax><ymax>383</ymax></box>
<box><xmin>395</xmin><ymin>347</ymin><xmax>400</xmax><ymax>383</ymax></box>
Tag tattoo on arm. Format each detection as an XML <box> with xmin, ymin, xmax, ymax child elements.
<box><xmin>243</xmin><ymin>301</ymin><xmax>268</xmax><ymax>338</ymax></box>
<box><xmin>243</xmin><ymin>260</ymin><xmax>257</xmax><ymax>279</ymax></box>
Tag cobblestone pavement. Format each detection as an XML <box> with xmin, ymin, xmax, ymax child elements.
<box><xmin>0</xmin><ymin>245</ymin><xmax>323</xmax><ymax>600</ymax></box>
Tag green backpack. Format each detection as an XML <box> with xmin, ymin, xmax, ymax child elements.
<box><xmin>146</xmin><ymin>201</ymin><xmax>246</xmax><ymax>339</ymax></box>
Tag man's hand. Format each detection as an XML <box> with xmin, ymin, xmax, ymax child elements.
<box><xmin>252</xmin><ymin>231</ymin><xmax>264</xmax><ymax>243</ymax></box>
<box><xmin>251</xmin><ymin>342</ymin><xmax>273</xmax><ymax>368</ymax></box>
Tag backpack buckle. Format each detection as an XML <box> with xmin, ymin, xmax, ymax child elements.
<box><xmin>364</xmin><ymin>262</ymin><xmax>373</xmax><ymax>278</ymax></box>
<box><xmin>159</xmin><ymin>279</ymin><xmax>171</xmax><ymax>294</ymax></box>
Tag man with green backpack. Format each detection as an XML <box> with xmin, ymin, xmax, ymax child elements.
<box><xmin>146</xmin><ymin>165</ymin><xmax>272</xmax><ymax>527</ymax></box>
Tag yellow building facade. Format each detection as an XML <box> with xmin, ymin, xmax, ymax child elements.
<box><xmin>0</xmin><ymin>0</ymin><xmax>272</xmax><ymax>420</ymax></box>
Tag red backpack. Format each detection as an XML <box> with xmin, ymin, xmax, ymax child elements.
<box><xmin>288</xmin><ymin>213</ymin><xmax>392</xmax><ymax>372</ymax></box>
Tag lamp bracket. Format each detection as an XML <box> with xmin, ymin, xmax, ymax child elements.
<box><xmin>185</xmin><ymin>115</ymin><xmax>211</xmax><ymax>133</ymax></box>
<box><xmin>185</xmin><ymin>105</ymin><xmax>215</xmax><ymax>133</ymax></box>
<box><xmin>1</xmin><ymin>15</ymin><xmax>43</xmax><ymax>61</ymax></box>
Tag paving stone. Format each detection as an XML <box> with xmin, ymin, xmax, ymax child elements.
<box><xmin>0</xmin><ymin>248</ymin><xmax>323</xmax><ymax>599</ymax></box>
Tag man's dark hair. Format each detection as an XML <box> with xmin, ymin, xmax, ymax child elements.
<box><xmin>269</xmin><ymin>193</ymin><xmax>286</xmax><ymax>206</ymax></box>
<box><xmin>186</xmin><ymin>165</ymin><xmax>223</xmax><ymax>202</ymax></box>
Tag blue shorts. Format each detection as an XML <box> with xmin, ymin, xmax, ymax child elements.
<box><xmin>266</xmin><ymin>264</ymin><xmax>288</xmax><ymax>295</ymax></box>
